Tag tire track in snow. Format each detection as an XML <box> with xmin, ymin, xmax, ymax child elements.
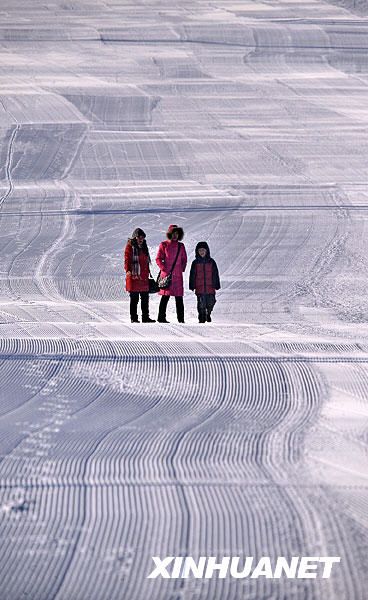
<box><xmin>0</xmin><ymin>99</ymin><xmax>19</xmax><ymax>210</ymax></box>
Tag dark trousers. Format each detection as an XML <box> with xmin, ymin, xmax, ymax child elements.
<box><xmin>130</xmin><ymin>291</ymin><xmax>149</xmax><ymax>320</ymax></box>
<box><xmin>158</xmin><ymin>295</ymin><xmax>184</xmax><ymax>322</ymax></box>
<box><xmin>197</xmin><ymin>294</ymin><xmax>216</xmax><ymax>322</ymax></box>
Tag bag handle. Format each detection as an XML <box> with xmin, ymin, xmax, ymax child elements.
<box><xmin>168</xmin><ymin>242</ymin><xmax>182</xmax><ymax>276</ymax></box>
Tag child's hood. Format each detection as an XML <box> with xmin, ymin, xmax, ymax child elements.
<box><xmin>195</xmin><ymin>241</ymin><xmax>211</xmax><ymax>258</ymax></box>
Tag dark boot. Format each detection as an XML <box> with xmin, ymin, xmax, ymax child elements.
<box><xmin>175</xmin><ymin>296</ymin><xmax>185</xmax><ymax>323</ymax></box>
<box><xmin>205</xmin><ymin>294</ymin><xmax>215</xmax><ymax>323</ymax></box>
<box><xmin>130</xmin><ymin>292</ymin><xmax>139</xmax><ymax>323</ymax></box>
<box><xmin>158</xmin><ymin>296</ymin><xmax>170</xmax><ymax>323</ymax></box>
<box><xmin>141</xmin><ymin>292</ymin><xmax>155</xmax><ymax>322</ymax></box>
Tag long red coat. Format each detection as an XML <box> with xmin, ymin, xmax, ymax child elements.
<box><xmin>156</xmin><ymin>240</ymin><xmax>187</xmax><ymax>296</ymax></box>
<box><xmin>124</xmin><ymin>242</ymin><xmax>150</xmax><ymax>292</ymax></box>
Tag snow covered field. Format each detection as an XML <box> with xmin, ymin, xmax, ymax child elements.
<box><xmin>0</xmin><ymin>0</ymin><xmax>368</xmax><ymax>598</ymax></box>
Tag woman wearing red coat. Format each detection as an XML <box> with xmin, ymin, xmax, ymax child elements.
<box><xmin>156</xmin><ymin>224</ymin><xmax>187</xmax><ymax>323</ymax></box>
<box><xmin>124</xmin><ymin>228</ymin><xmax>155</xmax><ymax>323</ymax></box>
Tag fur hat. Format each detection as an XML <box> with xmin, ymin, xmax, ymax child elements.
<box><xmin>167</xmin><ymin>224</ymin><xmax>184</xmax><ymax>241</ymax></box>
<box><xmin>195</xmin><ymin>241</ymin><xmax>210</xmax><ymax>257</ymax></box>
<box><xmin>131</xmin><ymin>227</ymin><xmax>146</xmax><ymax>238</ymax></box>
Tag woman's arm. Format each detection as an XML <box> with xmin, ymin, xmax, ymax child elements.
<box><xmin>124</xmin><ymin>244</ymin><xmax>132</xmax><ymax>272</ymax></box>
<box><xmin>181</xmin><ymin>244</ymin><xmax>188</xmax><ymax>272</ymax></box>
<box><xmin>156</xmin><ymin>242</ymin><xmax>166</xmax><ymax>271</ymax></box>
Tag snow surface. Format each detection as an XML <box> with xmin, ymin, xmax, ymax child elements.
<box><xmin>0</xmin><ymin>0</ymin><xmax>368</xmax><ymax>598</ymax></box>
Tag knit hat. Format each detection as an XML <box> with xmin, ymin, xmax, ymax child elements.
<box><xmin>167</xmin><ymin>224</ymin><xmax>184</xmax><ymax>240</ymax></box>
<box><xmin>132</xmin><ymin>227</ymin><xmax>146</xmax><ymax>238</ymax></box>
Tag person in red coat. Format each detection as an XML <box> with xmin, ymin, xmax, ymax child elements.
<box><xmin>156</xmin><ymin>224</ymin><xmax>187</xmax><ymax>323</ymax></box>
<box><xmin>189</xmin><ymin>241</ymin><xmax>220</xmax><ymax>323</ymax></box>
<box><xmin>124</xmin><ymin>228</ymin><xmax>155</xmax><ymax>323</ymax></box>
